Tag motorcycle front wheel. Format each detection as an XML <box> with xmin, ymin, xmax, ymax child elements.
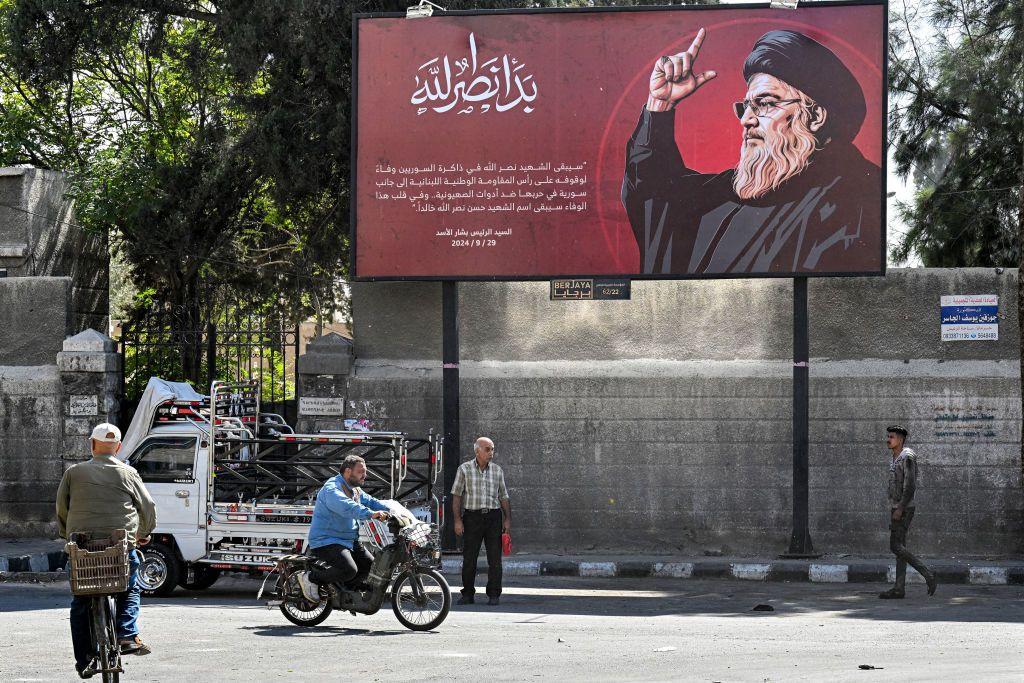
<box><xmin>390</xmin><ymin>567</ymin><xmax>451</xmax><ymax>631</ymax></box>
<box><xmin>277</xmin><ymin>573</ymin><xmax>333</xmax><ymax>627</ymax></box>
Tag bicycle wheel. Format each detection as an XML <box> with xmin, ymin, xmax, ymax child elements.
<box><xmin>91</xmin><ymin>596</ymin><xmax>121</xmax><ymax>683</ymax></box>
<box><xmin>390</xmin><ymin>567</ymin><xmax>451</xmax><ymax>631</ymax></box>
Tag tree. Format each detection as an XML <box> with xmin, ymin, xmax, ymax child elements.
<box><xmin>1</xmin><ymin>0</ymin><xmax>712</xmax><ymax>385</ymax></box>
<box><xmin>1</xmin><ymin>0</ymin><xmax>346</xmax><ymax>328</ymax></box>
<box><xmin>888</xmin><ymin>0</ymin><xmax>1023</xmax><ymax>477</ymax></box>
<box><xmin>3</xmin><ymin>0</ymin><xmax>710</xmax><ymax>310</ymax></box>
<box><xmin>889</xmin><ymin>0</ymin><xmax>1022</xmax><ymax>267</ymax></box>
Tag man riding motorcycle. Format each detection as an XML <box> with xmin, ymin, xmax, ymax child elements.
<box><xmin>297</xmin><ymin>454</ymin><xmax>390</xmax><ymax>602</ymax></box>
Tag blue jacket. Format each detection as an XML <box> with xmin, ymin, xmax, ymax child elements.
<box><xmin>307</xmin><ymin>475</ymin><xmax>389</xmax><ymax>549</ymax></box>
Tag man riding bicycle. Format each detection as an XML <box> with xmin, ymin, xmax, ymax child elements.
<box><xmin>56</xmin><ymin>423</ymin><xmax>157</xmax><ymax>679</ymax></box>
<box><xmin>297</xmin><ymin>454</ymin><xmax>390</xmax><ymax>602</ymax></box>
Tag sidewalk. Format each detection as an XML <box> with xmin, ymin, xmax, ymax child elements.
<box><xmin>4</xmin><ymin>537</ymin><xmax>1024</xmax><ymax>586</ymax></box>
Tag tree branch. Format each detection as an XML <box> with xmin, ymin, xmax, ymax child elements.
<box><xmin>84</xmin><ymin>0</ymin><xmax>219</xmax><ymax>24</ymax></box>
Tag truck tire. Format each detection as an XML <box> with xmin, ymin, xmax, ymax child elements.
<box><xmin>138</xmin><ymin>543</ymin><xmax>180</xmax><ymax>597</ymax></box>
<box><xmin>179</xmin><ymin>565</ymin><xmax>221</xmax><ymax>591</ymax></box>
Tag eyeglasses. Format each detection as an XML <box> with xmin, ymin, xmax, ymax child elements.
<box><xmin>733</xmin><ymin>98</ymin><xmax>802</xmax><ymax>120</ymax></box>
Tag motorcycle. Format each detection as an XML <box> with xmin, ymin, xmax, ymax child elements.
<box><xmin>258</xmin><ymin>509</ymin><xmax>451</xmax><ymax>632</ymax></box>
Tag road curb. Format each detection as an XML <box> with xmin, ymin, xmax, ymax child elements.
<box><xmin>0</xmin><ymin>570</ymin><xmax>69</xmax><ymax>583</ymax></box>
<box><xmin>438</xmin><ymin>556</ymin><xmax>1024</xmax><ymax>585</ymax></box>
<box><xmin>2</xmin><ymin>555</ymin><xmax>1021</xmax><ymax>586</ymax></box>
<box><xmin>0</xmin><ymin>550</ymin><xmax>67</xmax><ymax>574</ymax></box>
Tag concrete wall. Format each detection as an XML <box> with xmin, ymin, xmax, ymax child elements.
<box><xmin>338</xmin><ymin>269</ymin><xmax>1023</xmax><ymax>556</ymax></box>
<box><xmin>0</xmin><ymin>365</ymin><xmax>63</xmax><ymax>537</ymax></box>
<box><xmin>0</xmin><ymin>329</ymin><xmax>120</xmax><ymax>539</ymax></box>
<box><xmin>0</xmin><ymin>277</ymin><xmax>73</xmax><ymax>366</ymax></box>
<box><xmin>0</xmin><ymin>167</ymin><xmax>108</xmax><ymax>334</ymax></box>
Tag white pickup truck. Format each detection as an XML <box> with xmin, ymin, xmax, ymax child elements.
<box><xmin>118</xmin><ymin>378</ymin><xmax>442</xmax><ymax>596</ymax></box>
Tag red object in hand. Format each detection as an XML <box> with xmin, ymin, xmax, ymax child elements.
<box><xmin>501</xmin><ymin>532</ymin><xmax>512</xmax><ymax>556</ymax></box>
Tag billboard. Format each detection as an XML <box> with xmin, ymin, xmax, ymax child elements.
<box><xmin>353</xmin><ymin>1</ymin><xmax>886</xmax><ymax>280</ymax></box>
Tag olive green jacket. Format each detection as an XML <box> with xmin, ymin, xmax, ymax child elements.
<box><xmin>56</xmin><ymin>455</ymin><xmax>157</xmax><ymax>546</ymax></box>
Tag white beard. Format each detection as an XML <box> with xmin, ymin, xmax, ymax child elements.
<box><xmin>733</xmin><ymin>111</ymin><xmax>818</xmax><ymax>200</ymax></box>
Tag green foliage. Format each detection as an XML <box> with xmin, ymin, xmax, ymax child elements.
<box><xmin>889</xmin><ymin>0</ymin><xmax>1023</xmax><ymax>266</ymax></box>
<box><xmin>1</xmin><ymin>0</ymin><xmax>716</xmax><ymax>331</ymax></box>
<box><xmin>0</xmin><ymin>0</ymin><xmax>344</xmax><ymax>327</ymax></box>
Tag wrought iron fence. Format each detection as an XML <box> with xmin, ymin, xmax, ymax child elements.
<box><xmin>119</xmin><ymin>305</ymin><xmax>300</xmax><ymax>428</ymax></box>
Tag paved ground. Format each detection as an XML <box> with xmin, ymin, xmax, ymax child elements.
<box><xmin>1</xmin><ymin>577</ymin><xmax>1022</xmax><ymax>682</ymax></box>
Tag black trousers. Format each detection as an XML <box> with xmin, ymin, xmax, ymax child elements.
<box><xmin>462</xmin><ymin>509</ymin><xmax>503</xmax><ymax>598</ymax></box>
<box><xmin>309</xmin><ymin>543</ymin><xmax>373</xmax><ymax>586</ymax></box>
<box><xmin>889</xmin><ymin>507</ymin><xmax>933</xmax><ymax>589</ymax></box>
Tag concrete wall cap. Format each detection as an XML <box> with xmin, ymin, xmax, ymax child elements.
<box><xmin>298</xmin><ymin>354</ymin><xmax>352</xmax><ymax>377</ymax></box>
<box><xmin>0</xmin><ymin>166</ymin><xmax>28</xmax><ymax>177</ymax></box>
<box><xmin>62</xmin><ymin>329</ymin><xmax>116</xmax><ymax>353</ymax></box>
<box><xmin>306</xmin><ymin>332</ymin><xmax>354</xmax><ymax>352</ymax></box>
<box><xmin>0</xmin><ymin>244</ymin><xmax>29</xmax><ymax>257</ymax></box>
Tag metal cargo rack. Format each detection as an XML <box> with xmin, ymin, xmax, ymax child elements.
<box><xmin>210</xmin><ymin>429</ymin><xmax>443</xmax><ymax>520</ymax></box>
<box><xmin>152</xmin><ymin>380</ymin><xmax>293</xmax><ymax>438</ymax></box>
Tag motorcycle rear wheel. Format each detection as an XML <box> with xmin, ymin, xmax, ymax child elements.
<box><xmin>280</xmin><ymin>598</ymin><xmax>332</xmax><ymax>626</ymax></box>
<box><xmin>277</xmin><ymin>573</ymin><xmax>333</xmax><ymax>627</ymax></box>
<box><xmin>390</xmin><ymin>567</ymin><xmax>451</xmax><ymax>631</ymax></box>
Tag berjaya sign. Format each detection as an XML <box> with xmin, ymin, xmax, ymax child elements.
<box><xmin>353</xmin><ymin>1</ymin><xmax>886</xmax><ymax>280</ymax></box>
<box><xmin>551</xmin><ymin>278</ymin><xmax>631</xmax><ymax>301</ymax></box>
<box><xmin>941</xmin><ymin>295</ymin><xmax>998</xmax><ymax>342</ymax></box>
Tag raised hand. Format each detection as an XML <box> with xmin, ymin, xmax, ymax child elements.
<box><xmin>647</xmin><ymin>28</ymin><xmax>717</xmax><ymax>112</ymax></box>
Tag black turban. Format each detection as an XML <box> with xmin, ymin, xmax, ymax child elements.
<box><xmin>743</xmin><ymin>30</ymin><xmax>866</xmax><ymax>143</ymax></box>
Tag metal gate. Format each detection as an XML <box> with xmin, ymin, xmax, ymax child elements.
<box><xmin>119</xmin><ymin>306</ymin><xmax>300</xmax><ymax>428</ymax></box>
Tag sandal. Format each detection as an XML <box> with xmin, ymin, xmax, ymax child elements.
<box><xmin>119</xmin><ymin>636</ymin><xmax>152</xmax><ymax>656</ymax></box>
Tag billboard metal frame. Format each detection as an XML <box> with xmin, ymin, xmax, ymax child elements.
<box><xmin>350</xmin><ymin>0</ymin><xmax>889</xmax><ymax>282</ymax></box>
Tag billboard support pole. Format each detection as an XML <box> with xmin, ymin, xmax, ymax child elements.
<box><xmin>441</xmin><ymin>280</ymin><xmax>461</xmax><ymax>551</ymax></box>
<box><xmin>785</xmin><ymin>276</ymin><xmax>816</xmax><ymax>557</ymax></box>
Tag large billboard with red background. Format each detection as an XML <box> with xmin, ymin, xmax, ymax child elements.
<box><xmin>353</xmin><ymin>1</ymin><xmax>886</xmax><ymax>280</ymax></box>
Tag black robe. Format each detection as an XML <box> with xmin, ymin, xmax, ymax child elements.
<box><xmin>621</xmin><ymin>109</ymin><xmax>882</xmax><ymax>275</ymax></box>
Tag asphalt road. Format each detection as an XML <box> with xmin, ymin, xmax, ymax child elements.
<box><xmin>1</xmin><ymin>577</ymin><xmax>1022</xmax><ymax>682</ymax></box>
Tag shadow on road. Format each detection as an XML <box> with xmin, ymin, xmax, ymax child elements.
<box><xmin>4</xmin><ymin>578</ymin><xmax>1023</xmax><ymax>624</ymax></box>
<box><xmin>156</xmin><ymin>579</ymin><xmax>1024</xmax><ymax>624</ymax></box>
<box><xmin>238</xmin><ymin>624</ymin><xmax>410</xmax><ymax>638</ymax></box>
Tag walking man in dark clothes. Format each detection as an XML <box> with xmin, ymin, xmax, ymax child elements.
<box><xmin>880</xmin><ymin>425</ymin><xmax>938</xmax><ymax>599</ymax></box>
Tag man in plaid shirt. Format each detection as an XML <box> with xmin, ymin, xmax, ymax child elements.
<box><xmin>452</xmin><ymin>436</ymin><xmax>511</xmax><ymax>605</ymax></box>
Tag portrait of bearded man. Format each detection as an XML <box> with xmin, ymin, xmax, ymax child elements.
<box><xmin>621</xmin><ymin>29</ymin><xmax>882</xmax><ymax>275</ymax></box>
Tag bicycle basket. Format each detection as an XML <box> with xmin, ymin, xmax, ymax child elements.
<box><xmin>65</xmin><ymin>529</ymin><xmax>130</xmax><ymax>596</ymax></box>
<box><xmin>399</xmin><ymin>522</ymin><xmax>434</xmax><ymax>548</ymax></box>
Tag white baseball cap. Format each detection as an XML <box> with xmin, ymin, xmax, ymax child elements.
<box><xmin>90</xmin><ymin>423</ymin><xmax>122</xmax><ymax>443</ymax></box>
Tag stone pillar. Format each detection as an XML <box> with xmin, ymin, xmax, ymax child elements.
<box><xmin>57</xmin><ymin>329</ymin><xmax>121</xmax><ymax>466</ymax></box>
<box><xmin>295</xmin><ymin>333</ymin><xmax>353</xmax><ymax>433</ymax></box>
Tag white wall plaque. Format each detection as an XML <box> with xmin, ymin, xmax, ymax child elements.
<box><xmin>70</xmin><ymin>395</ymin><xmax>99</xmax><ymax>416</ymax></box>
<box><xmin>299</xmin><ymin>397</ymin><xmax>346</xmax><ymax>416</ymax></box>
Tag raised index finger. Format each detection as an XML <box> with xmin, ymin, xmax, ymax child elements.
<box><xmin>685</xmin><ymin>27</ymin><xmax>707</xmax><ymax>59</ymax></box>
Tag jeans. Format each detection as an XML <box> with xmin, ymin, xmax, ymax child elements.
<box><xmin>889</xmin><ymin>507</ymin><xmax>933</xmax><ymax>590</ymax></box>
<box><xmin>70</xmin><ymin>549</ymin><xmax>141</xmax><ymax>669</ymax></box>
<box><xmin>309</xmin><ymin>543</ymin><xmax>373</xmax><ymax>586</ymax></box>
<box><xmin>461</xmin><ymin>509</ymin><xmax>503</xmax><ymax>598</ymax></box>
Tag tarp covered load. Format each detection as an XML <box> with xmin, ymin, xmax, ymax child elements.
<box><xmin>119</xmin><ymin>377</ymin><xmax>205</xmax><ymax>461</ymax></box>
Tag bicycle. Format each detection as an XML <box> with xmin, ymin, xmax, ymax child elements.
<box><xmin>67</xmin><ymin>530</ymin><xmax>130</xmax><ymax>682</ymax></box>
